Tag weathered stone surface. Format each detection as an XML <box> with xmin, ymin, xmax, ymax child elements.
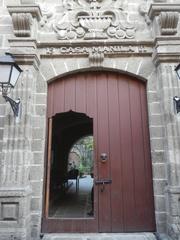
<box><xmin>42</xmin><ymin>233</ymin><xmax>156</xmax><ymax>240</ymax></box>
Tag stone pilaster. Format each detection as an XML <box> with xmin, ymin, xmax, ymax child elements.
<box><xmin>0</xmin><ymin>2</ymin><xmax>42</xmax><ymax>237</ymax></box>
<box><xmin>148</xmin><ymin>3</ymin><xmax>180</xmax><ymax>239</ymax></box>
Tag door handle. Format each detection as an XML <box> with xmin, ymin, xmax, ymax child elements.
<box><xmin>95</xmin><ymin>179</ymin><xmax>112</xmax><ymax>192</ymax></box>
<box><xmin>95</xmin><ymin>179</ymin><xmax>112</xmax><ymax>185</ymax></box>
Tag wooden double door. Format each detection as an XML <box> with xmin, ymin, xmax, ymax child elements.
<box><xmin>42</xmin><ymin>71</ymin><xmax>155</xmax><ymax>233</ymax></box>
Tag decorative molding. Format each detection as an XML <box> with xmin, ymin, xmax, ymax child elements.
<box><xmin>41</xmin><ymin>0</ymin><xmax>136</xmax><ymax>40</ymax></box>
<box><xmin>12</xmin><ymin>13</ymin><xmax>32</xmax><ymax>37</ymax></box>
<box><xmin>7</xmin><ymin>5</ymin><xmax>42</xmax><ymax>37</ymax></box>
<box><xmin>8</xmin><ymin>5</ymin><xmax>42</xmax><ymax>21</ymax></box>
<box><xmin>148</xmin><ymin>4</ymin><xmax>180</xmax><ymax>36</ymax></box>
<box><xmin>8</xmin><ymin>38</ymin><xmax>40</xmax><ymax>70</ymax></box>
<box><xmin>148</xmin><ymin>4</ymin><xmax>180</xmax><ymax>20</ymax></box>
<box><xmin>89</xmin><ymin>49</ymin><xmax>104</xmax><ymax>67</ymax></box>
<box><xmin>0</xmin><ymin>187</ymin><xmax>32</xmax><ymax>197</ymax></box>
<box><xmin>159</xmin><ymin>11</ymin><xmax>179</xmax><ymax>35</ymax></box>
<box><xmin>152</xmin><ymin>37</ymin><xmax>180</xmax><ymax>66</ymax></box>
<box><xmin>38</xmin><ymin>41</ymin><xmax>153</xmax><ymax>57</ymax></box>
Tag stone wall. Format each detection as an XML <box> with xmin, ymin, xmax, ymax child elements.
<box><xmin>0</xmin><ymin>0</ymin><xmax>179</xmax><ymax>239</ymax></box>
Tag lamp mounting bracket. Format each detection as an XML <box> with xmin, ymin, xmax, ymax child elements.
<box><xmin>3</xmin><ymin>95</ymin><xmax>21</xmax><ymax>117</ymax></box>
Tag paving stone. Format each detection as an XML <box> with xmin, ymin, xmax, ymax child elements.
<box><xmin>42</xmin><ymin>233</ymin><xmax>156</xmax><ymax>240</ymax></box>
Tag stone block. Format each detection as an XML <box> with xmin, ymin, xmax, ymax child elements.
<box><xmin>0</xmin><ymin>25</ymin><xmax>13</xmax><ymax>34</ymax></box>
<box><xmin>33</xmin><ymin>152</ymin><xmax>44</xmax><ymax>164</ymax></box>
<box><xmin>36</xmin><ymin>75</ymin><xmax>47</xmax><ymax>93</ymax></box>
<box><xmin>30</xmin><ymin>197</ymin><xmax>41</xmax><ymax>211</ymax></box>
<box><xmin>32</xmin><ymin>127</ymin><xmax>45</xmax><ymax>140</ymax></box>
<box><xmin>35</xmin><ymin>94</ymin><xmax>47</xmax><ymax>105</ymax></box>
<box><xmin>149</xmin><ymin>114</ymin><xmax>163</xmax><ymax>126</ymax></box>
<box><xmin>29</xmin><ymin>165</ymin><xmax>43</xmax><ymax>181</ymax></box>
<box><xmin>149</xmin><ymin>126</ymin><xmax>165</xmax><ymax>138</ymax></box>
<box><xmin>147</xmin><ymin>91</ymin><xmax>160</xmax><ymax>103</ymax></box>
<box><xmin>138</xmin><ymin>59</ymin><xmax>155</xmax><ymax>79</ymax></box>
<box><xmin>31</xmin><ymin>140</ymin><xmax>44</xmax><ymax>152</ymax></box>
<box><xmin>149</xmin><ymin>102</ymin><xmax>161</xmax><ymax>115</ymax></box>
<box><xmin>152</xmin><ymin>163</ymin><xmax>166</xmax><ymax>179</ymax></box>
<box><xmin>156</xmin><ymin>222</ymin><xmax>167</xmax><ymax>234</ymax></box>
<box><xmin>150</xmin><ymin>138</ymin><xmax>165</xmax><ymax>151</ymax></box>
<box><xmin>156</xmin><ymin>212</ymin><xmax>167</xmax><ymax>223</ymax></box>
<box><xmin>30</xmin><ymin>181</ymin><xmax>43</xmax><ymax>197</ymax></box>
<box><xmin>21</xmin><ymin>0</ymin><xmax>35</xmax><ymax>4</ymax></box>
<box><xmin>0</xmin><ymin>15</ymin><xmax>12</xmax><ymax>25</ymax></box>
<box><xmin>153</xmin><ymin>179</ymin><xmax>167</xmax><ymax>195</ymax></box>
<box><xmin>168</xmin><ymin>194</ymin><xmax>180</xmax><ymax>216</ymax></box>
<box><xmin>40</xmin><ymin>61</ymin><xmax>56</xmax><ymax>82</ymax></box>
<box><xmin>32</xmin><ymin>116</ymin><xmax>46</xmax><ymax>128</ymax></box>
<box><xmin>154</xmin><ymin>196</ymin><xmax>166</xmax><ymax>212</ymax></box>
<box><xmin>35</xmin><ymin>104</ymin><xmax>46</xmax><ymax>116</ymax></box>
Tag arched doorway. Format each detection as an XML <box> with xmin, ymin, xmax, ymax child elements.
<box><xmin>42</xmin><ymin>71</ymin><xmax>156</xmax><ymax>233</ymax></box>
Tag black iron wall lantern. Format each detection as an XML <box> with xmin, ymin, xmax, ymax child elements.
<box><xmin>0</xmin><ymin>53</ymin><xmax>23</xmax><ymax>118</ymax></box>
<box><xmin>174</xmin><ymin>64</ymin><xmax>180</xmax><ymax>114</ymax></box>
<box><xmin>173</xmin><ymin>96</ymin><xmax>180</xmax><ymax>114</ymax></box>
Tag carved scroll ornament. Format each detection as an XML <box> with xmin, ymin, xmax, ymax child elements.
<box><xmin>159</xmin><ymin>11</ymin><xmax>179</xmax><ymax>35</ymax></box>
<box><xmin>12</xmin><ymin>13</ymin><xmax>32</xmax><ymax>37</ymax></box>
<box><xmin>49</xmin><ymin>0</ymin><xmax>136</xmax><ymax>40</ymax></box>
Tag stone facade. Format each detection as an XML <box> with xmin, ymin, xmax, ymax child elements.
<box><xmin>0</xmin><ymin>0</ymin><xmax>179</xmax><ymax>239</ymax></box>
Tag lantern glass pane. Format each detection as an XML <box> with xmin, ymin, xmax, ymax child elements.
<box><xmin>0</xmin><ymin>64</ymin><xmax>12</xmax><ymax>84</ymax></box>
<box><xmin>10</xmin><ymin>66</ymin><xmax>21</xmax><ymax>87</ymax></box>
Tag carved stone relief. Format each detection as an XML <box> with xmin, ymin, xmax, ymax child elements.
<box><xmin>139</xmin><ymin>3</ymin><xmax>151</xmax><ymax>25</ymax></box>
<box><xmin>8</xmin><ymin>5</ymin><xmax>42</xmax><ymax>37</ymax></box>
<box><xmin>89</xmin><ymin>48</ymin><xmax>104</xmax><ymax>66</ymax></box>
<box><xmin>159</xmin><ymin>12</ymin><xmax>179</xmax><ymax>35</ymax></box>
<box><xmin>40</xmin><ymin>0</ymin><xmax>136</xmax><ymax>40</ymax></box>
<box><xmin>148</xmin><ymin>4</ymin><xmax>180</xmax><ymax>36</ymax></box>
<box><xmin>12</xmin><ymin>13</ymin><xmax>32</xmax><ymax>37</ymax></box>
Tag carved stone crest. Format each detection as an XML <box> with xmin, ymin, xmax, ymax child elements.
<box><xmin>51</xmin><ymin>0</ymin><xmax>136</xmax><ymax>40</ymax></box>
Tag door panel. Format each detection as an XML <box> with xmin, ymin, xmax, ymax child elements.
<box><xmin>42</xmin><ymin>71</ymin><xmax>156</xmax><ymax>233</ymax></box>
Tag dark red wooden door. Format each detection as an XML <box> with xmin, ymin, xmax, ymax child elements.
<box><xmin>42</xmin><ymin>71</ymin><xmax>155</xmax><ymax>233</ymax></box>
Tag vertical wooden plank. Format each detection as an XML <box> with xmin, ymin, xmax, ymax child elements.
<box><xmin>129</xmin><ymin>79</ymin><xmax>147</xmax><ymax>230</ymax></box>
<box><xmin>118</xmin><ymin>75</ymin><xmax>136</xmax><ymax>231</ymax></box>
<box><xmin>96</xmin><ymin>72</ymin><xmax>111</xmax><ymax>232</ymax></box>
<box><xmin>75</xmin><ymin>73</ymin><xmax>87</xmax><ymax>114</ymax></box>
<box><xmin>107</xmin><ymin>73</ymin><xmax>124</xmax><ymax>232</ymax></box>
<box><xmin>64</xmin><ymin>75</ymin><xmax>76</xmax><ymax>112</ymax></box>
<box><xmin>45</xmin><ymin>118</ymin><xmax>53</xmax><ymax>218</ymax></box>
<box><xmin>53</xmin><ymin>78</ymin><xmax>65</xmax><ymax>115</ymax></box>
<box><xmin>140</xmin><ymin>84</ymin><xmax>156</xmax><ymax>231</ymax></box>
<box><xmin>86</xmin><ymin>72</ymin><xmax>96</xmax><ymax>118</ymax></box>
<box><xmin>86</xmin><ymin>72</ymin><xmax>98</xmax><ymax>220</ymax></box>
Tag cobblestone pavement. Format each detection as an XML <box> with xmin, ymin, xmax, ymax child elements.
<box><xmin>42</xmin><ymin>233</ymin><xmax>157</xmax><ymax>240</ymax></box>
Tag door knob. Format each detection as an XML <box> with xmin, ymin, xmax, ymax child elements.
<box><xmin>100</xmin><ymin>153</ymin><xmax>107</xmax><ymax>163</ymax></box>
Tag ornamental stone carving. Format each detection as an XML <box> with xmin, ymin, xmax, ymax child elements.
<box><xmin>89</xmin><ymin>49</ymin><xmax>104</xmax><ymax>66</ymax></box>
<box><xmin>51</xmin><ymin>0</ymin><xmax>136</xmax><ymax>40</ymax></box>
<box><xmin>12</xmin><ymin>13</ymin><xmax>32</xmax><ymax>37</ymax></box>
<box><xmin>148</xmin><ymin>4</ymin><xmax>180</xmax><ymax>36</ymax></box>
<box><xmin>159</xmin><ymin>12</ymin><xmax>179</xmax><ymax>35</ymax></box>
<box><xmin>7</xmin><ymin>5</ymin><xmax>42</xmax><ymax>37</ymax></box>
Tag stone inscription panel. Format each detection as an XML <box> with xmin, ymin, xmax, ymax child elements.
<box><xmin>39</xmin><ymin>44</ymin><xmax>153</xmax><ymax>57</ymax></box>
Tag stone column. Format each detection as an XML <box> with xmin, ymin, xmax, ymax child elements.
<box><xmin>149</xmin><ymin>4</ymin><xmax>180</xmax><ymax>240</ymax></box>
<box><xmin>0</xmin><ymin>3</ymin><xmax>42</xmax><ymax>240</ymax></box>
